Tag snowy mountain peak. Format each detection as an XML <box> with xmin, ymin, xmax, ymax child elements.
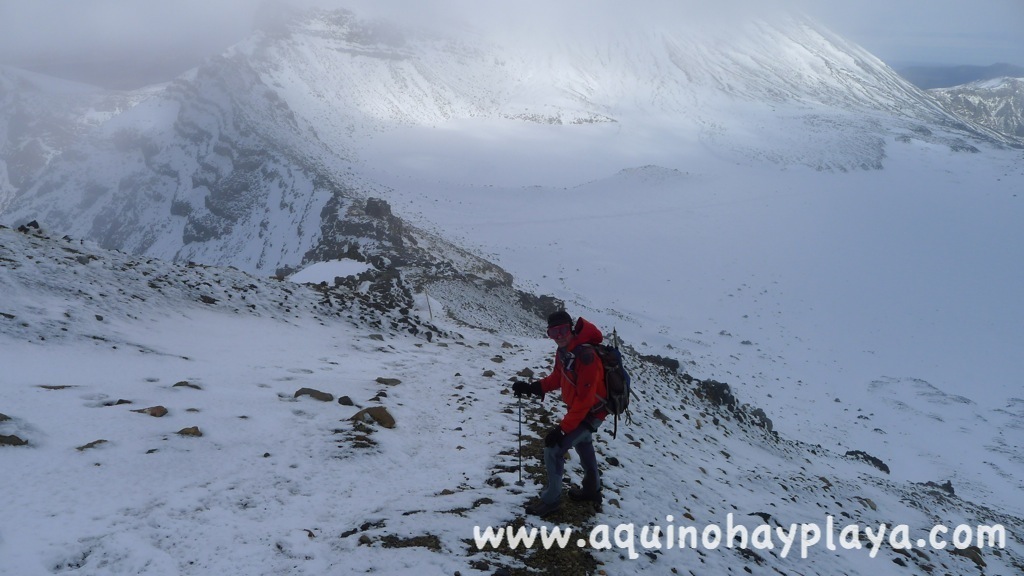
<box><xmin>2</xmin><ymin>5</ymin><xmax>1019</xmax><ymax>276</ymax></box>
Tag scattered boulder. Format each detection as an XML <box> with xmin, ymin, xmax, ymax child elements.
<box><xmin>173</xmin><ymin>381</ymin><xmax>202</xmax><ymax>390</ymax></box>
<box><xmin>375</xmin><ymin>377</ymin><xmax>401</xmax><ymax>386</ymax></box>
<box><xmin>351</xmin><ymin>406</ymin><xmax>396</xmax><ymax>429</ymax></box>
<box><xmin>132</xmin><ymin>406</ymin><xmax>169</xmax><ymax>417</ymax></box>
<box><xmin>0</xmin><ymin>412</ymin><xmax>9</xmax><ymax>422</ymax></box>
<box><xmin>338</xmin><ymin>396</ymin><xmax>354</xmax><ymax>406</ymax></box>
<box><xmin>17</xmin><ymin>220</ymin><xmax>40</xmax><ymax>233</ymax></box>
<box><xmin>177</xmin><ymin>426</ymin><xmax>203</xmax><ymax>437</ymax></box>
<box><xmin>295</xmin><ymin>388</ymin><xmax>334</xmax><ymax>402</ymax></box>
<box><xmin>517</xmin><ymin>368</ymin><xmax>535</xmax><ymax>378</ymax></box>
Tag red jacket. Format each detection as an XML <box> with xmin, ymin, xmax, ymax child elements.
<box><xmin>538</xmin><ymin>317</ymin><xmax>608</xmax><ymax>433</ymax></box>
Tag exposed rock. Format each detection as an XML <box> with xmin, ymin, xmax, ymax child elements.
<box><xmin>375</xmin><ymin>377</ymin><xmax>401</xmax><ymax>386</ymax></box>
<box><xmin>364</xmin><ymin>197</ymin><xmax>393</xmax><ymax>219</ymax></box>
<box><xmin>697</xmin><ymin>379</ymin><xmax>736</xmax><ymax>408</ymax></box>
<box><xmin>295</xmin><ymin>388</ymin><xmax>334</xmax><ymax>402</ymax></box>
<box><xmin>951</xmin><ymin>546</ymin><xmax>986</xmax><ymax>568</ymax></box>
<box><xmin>1</xmin><ymin>434</ymin><xmax>28</xmax><ymax>446</ymax></box>
<box><xmin>639</xmin><ymin>353</ymin><xmax>680</xmax><ymax>372</ymax></box>
<box><xmin>351</xmin><ymin>406</ymin><xmax>396</xmax><ymax>429</ymax></box>
<box><xmin>845</xmin><ymin>450</ymin><xmax>890</xmax><ymax>474</ymax></box>
<box><xmin>132</xmin><ymin>406</ymin><xmax>169</xmax><ymax>417</ymax></box>
<box><xmin>76</xmin><ymin>439</ymin><xmax>108</xmax><ymax>451</ymax></box>
<box><xmin>173</xmin><ymin>381</ymin><xmax>203</xmax><ymax>390</ymax></box>
<box><xmin>17</xmin><ymin>220</ymin><xmax>40</xmax><ymax>233</ymax></box>
<box><xmin>177</xmin><ymin>426</ymin><xmax>203</xmax><ymax>437</ymax></box>
<box><xmin>0</xmin><ymin>412</ymin><xmax>9</xmax><ymax>422</ymax></box>
<box><xmin>380</xmin><ymin>534</ymin><xmax>442</xmax><ymax>551</ymax></box>
<box><xmin>750</xmin><ymin>408</ymin><xmax>773</xmax><ymax>433</ymax></box>
<box><xmin>922</xmin><ymin>479</ymin><xmax>955</xmax><ymax>497</ymax></box>
<box><xmin>854</xmin><ymin>497</ymin><xmax>878</xmax><ymax>511</ymax></box>
<box><xmin>517</xmin><ymin>368</ymin><xmax>535</xmax><ymax>378</ymax></box>
<box><xmin>338</xmin><ymin>396</ymin><xmax>354</xmax><ymax>406</ymax></box>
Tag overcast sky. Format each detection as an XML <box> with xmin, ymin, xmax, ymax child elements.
<box><xmin>0</xmin><ymin>0</ymin><xmax>1021</xmax><ymax>79</ymax></box>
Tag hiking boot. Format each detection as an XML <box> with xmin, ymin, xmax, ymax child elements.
<box><xmin>568</xmin><ymin>487</ymin><xmax>602</xmax><ymax>504</ymax></box>
<box><xmin>525</xmin><ymin>499</ymin><xmax>562</xmax><ymax>518</ymax></box>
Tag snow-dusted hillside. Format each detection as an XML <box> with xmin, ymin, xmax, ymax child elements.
<box><xmin>3</xmin><ymin>224</ymin><xmax>1021</xmax><ymax>575</ymax></box>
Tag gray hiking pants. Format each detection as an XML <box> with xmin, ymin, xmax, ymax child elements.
<box><xmin>540</xmin><ymin>418</ymin><xmax>602</xmax><ymax>504</ymax></box>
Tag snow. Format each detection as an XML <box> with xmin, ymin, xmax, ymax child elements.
<box><xmin>372</xmin><ymin>135</ymin><xmax>1024</xmax><ymax>511</ymax></box>
<box><xmin>3</xmin><ymin>135</ymin><xmax>1023</xmax><ymax>574</ymax></box>
<box><xmin>2</xmin><ymin>6</ymin><xmax>1023</xmax><ymax>575</ymax></box>
<box><xmin>288</xmin><ymin>259</ymin><xmax>372</xmax><ymax>284</ymax></box>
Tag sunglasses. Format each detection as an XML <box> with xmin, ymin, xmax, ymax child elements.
<box><xmin>546</xmin><ymin>324</ymin><xmax>572</xmax><ymax>340</ymax></box>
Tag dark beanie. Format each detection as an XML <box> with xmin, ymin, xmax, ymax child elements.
<box><xmin>547</xmin><ymin>310</ymin><xmax>572</xmax><ymax>328</ymax></box>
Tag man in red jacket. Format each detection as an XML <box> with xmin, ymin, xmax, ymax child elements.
<box><xmin>513</xmin><ymin>310</ymin><xmax>608</xmax><ymax>517</ymax></box>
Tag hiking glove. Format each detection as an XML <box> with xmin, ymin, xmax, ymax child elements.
<box><xmin>512</xmin><ymin>381</ymin><xmax>542</xmax><ymax>398</ymax></box>
<box><xmin>544</xmin><ymin>426</ymin><xmax>565</xmax><ymax>447</ymax></box>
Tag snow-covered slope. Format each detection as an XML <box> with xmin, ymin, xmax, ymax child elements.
<box><xmin>3</xmin><ymin>224</ymin><xmax>1021</xmax><ymax>575</ymax></box>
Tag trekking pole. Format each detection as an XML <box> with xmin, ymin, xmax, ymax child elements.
<box><xmin>517</xmin><ymin>393</ymin><xmax>524</xmax><ymax>487</ymax></box>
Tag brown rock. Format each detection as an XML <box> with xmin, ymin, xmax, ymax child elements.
<box><xmin>295</xmin><ymin>388</ymin><xmax>333</xmax><ymax>402</ymax></box>
<box><xmin>375</xmin><ymin>377</ymin><xmax>401</xmax><ymax>386</ymax></box>
<box><xmin>351</xmin><ymin>406</ymin><xmax>396</xmax><ymax>429</ymax></box>
<box><xmin>177</xmin><ymin>426</ymin><xmax>203</xmax><ymax>437</ymax></box>
<box><xmin>132</xmin><ymin>406</ymin><xmax>168</xmax><ymax>417</ymax></box>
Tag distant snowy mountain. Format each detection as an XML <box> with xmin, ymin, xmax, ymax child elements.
<box><xmin>896</xmin><ymin>62</ymin><xmax>1024</xmax><ymax>90</ymax></box>
<box><xmin>930</xmin><ymin>77</ymin><xmax>1024</xmax><ymax>139</ymax></box>
<box><xmin>0</xmin><ymin>68</ymin><xmax>154</xmax><ymax>213</ymax></box>
<box><xmin>2</xmin><ymin>7</ymin><xmax>1019</xmax><ymax>275</ymax></box>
